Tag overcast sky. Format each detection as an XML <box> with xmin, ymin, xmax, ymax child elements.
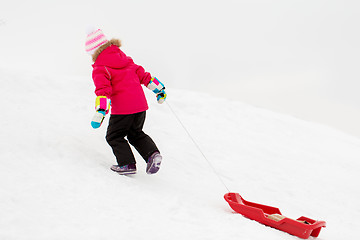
<box><xmin>1</xmin><ymin>0</ymin><xmax>360</xmax><ymax>136</ymax></box>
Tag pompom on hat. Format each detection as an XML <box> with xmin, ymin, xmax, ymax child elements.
<box><xmin>85</xmin><ymin>26</ymin><xmax>108</xmax><ymax>55</ymax></box>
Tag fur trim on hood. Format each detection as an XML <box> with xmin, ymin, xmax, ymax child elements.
<box><xmin>92</xmin><ymin>39</ymin><xmax>121</xmax><ymax>62</ymax></box>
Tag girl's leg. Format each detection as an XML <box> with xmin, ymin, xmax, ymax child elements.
<box><xmin>106</xmin><ymin>114</ymin><xmax>136</xmax><ymax>166</ymax></box>
<box><xmin>127</xmin><ymin>111</ymin><xmax>159</xmax><ymax>161</ymax></box>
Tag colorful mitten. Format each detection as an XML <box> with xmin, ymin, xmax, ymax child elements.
<box><xmin>91</xmin><ymin>96</ymin><xmax>111</xmax><ymax>129</ymax></box>
<box><xmin>147</xmin><ymin>77</ymin><xmax>167</xmax><ymax>104</ymax></box>
<box><xmin>91</xmin><ymin>111</ymin><xmax>106</xmax><ymax>129</ymax></box>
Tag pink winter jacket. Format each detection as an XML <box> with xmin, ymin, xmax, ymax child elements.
<box><xmin>92</xmin><ymin>44</ymin><xmax>152</xmax><ymax>115</ymax></box>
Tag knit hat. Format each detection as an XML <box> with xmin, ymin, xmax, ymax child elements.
<box><xmin>85</xmin><ymin>28</ymin><xmax>108</xmax><ymax>55</ymax></box>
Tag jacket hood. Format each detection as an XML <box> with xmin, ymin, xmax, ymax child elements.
<box><xmin>92</xmin><ymin>39</ymin><xmax>132</xmax><ymax>69</ymax></box>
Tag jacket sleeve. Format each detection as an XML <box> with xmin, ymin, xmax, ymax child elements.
<box><xmin>92</xmin><ymin>66</ymin><xmax>112</xmax><ymax>98</ymax></box>
<box><xmin>135</xmin><ymin>64</ymin><xmax>152</xmax><ymax>86</ymax></box>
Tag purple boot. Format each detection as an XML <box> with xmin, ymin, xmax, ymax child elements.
<box><xmin>111</xmin><ymin>163</ymin><xmax>136</xmax><ymax>175</ymax></box>
<box><xmin>146</xmin><ymin>152</ymin><xmax>162</xmax><ymax>174</ymax></box>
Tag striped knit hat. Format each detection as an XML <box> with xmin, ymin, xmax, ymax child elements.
<box><xmin>85</xmin><ymin>28</ymin><xmax>108</xmax><ymax>55</ymax></box>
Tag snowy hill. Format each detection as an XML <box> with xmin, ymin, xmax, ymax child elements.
<box><xmin>1</xmin><ymin>68</ymin><xmax>360</xmax><ymax>240</ymax></box>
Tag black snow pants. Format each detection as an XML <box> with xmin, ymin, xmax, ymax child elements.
<box><xmin>106</xmin><ymin>111</ymin><xmax>159</xmax><ymax>167</ymax></box>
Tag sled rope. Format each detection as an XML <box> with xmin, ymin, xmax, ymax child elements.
<box><xmin>166</xmin><ymin>101</ymin><xmax>230</xmax><ymax>192</ymax></box>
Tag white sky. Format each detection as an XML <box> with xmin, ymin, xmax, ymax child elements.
<box><xmin>1</xmin><ymin>0</ymin><xmax>360</xmax><ymax>136</ymax></box>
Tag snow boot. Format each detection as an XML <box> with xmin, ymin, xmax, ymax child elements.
<box><xmin>111</xmin><ymin>163</ymin><xmax>136</xmax><ymax>175</ymax></box>
<box><xmin>146</xmin><ymin>152</ymin><xmax>162</xmax><ymax>174</ymax></box>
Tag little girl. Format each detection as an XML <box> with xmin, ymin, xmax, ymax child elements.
<box><xmin>85</xmin><ymin>28</ymin><xmax>167</xmax><ymax>175</ymax></box>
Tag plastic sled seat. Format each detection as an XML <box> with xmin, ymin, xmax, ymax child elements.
<box><xmin>224</xmin><ymin>192</ymin><xmax>326</xmax><ymax>239</ymax></box>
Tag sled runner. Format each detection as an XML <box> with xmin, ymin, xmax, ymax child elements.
<box><xmin>224</xmin><ymin>193</ymin><xmax>326</xmax><ymax>239</ymax></box>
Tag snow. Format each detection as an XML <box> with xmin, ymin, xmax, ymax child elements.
<box><xmin>1</xmin><ymin>1</ymin><xmax>360</xmax><ymax>239</ymax></box>
<box><xmin>1</xmin><ymin>67</ymin><xmax>360</xmax><ymax>240</ymax></box>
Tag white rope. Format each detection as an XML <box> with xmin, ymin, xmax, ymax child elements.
<box><xmin>166</xmin><ymin>101</ymin><xmax>230</xmax><ymax>193</ymax></box>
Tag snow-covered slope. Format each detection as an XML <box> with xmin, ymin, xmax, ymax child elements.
<box><xmin>1</xmin><ymin>68</ymin><xmax>359</xmax><ymax>240</ymax></box>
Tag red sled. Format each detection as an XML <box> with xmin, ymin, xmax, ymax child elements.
<box><xmin>224</xmin><ymin>193</ymin><xmax>326</xmax><ymax>239</ymax></box>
